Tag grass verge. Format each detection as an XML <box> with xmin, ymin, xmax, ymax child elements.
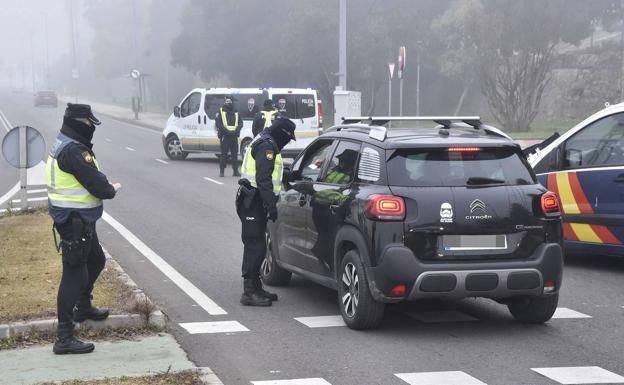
<box><xmin>0</xmin><ymin>212</ymin><xmax>132</xmax><ymax>323</ymax></box>
<box><xmin>36</xmin><ymin>369</ymin><xmax>205</xmax><ymax>385</ymax></box>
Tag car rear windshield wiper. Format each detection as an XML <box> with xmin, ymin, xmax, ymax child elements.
<box><xmin>466</xmin><ymin>177</ymin><xmax>505</xmax><ymax>185</ymax></box>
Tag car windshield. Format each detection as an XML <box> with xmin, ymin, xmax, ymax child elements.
<box><xmin>387</xmin><ymin>147</ymin><xmax>535</xmax><ymax>187</ymax></box>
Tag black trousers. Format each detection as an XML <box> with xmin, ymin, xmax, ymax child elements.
<box><xmin>55</xmin><ymin>217</ymin><xmax>106</xmax><ymax>324</ymax></box>
<box><xmin>220</xmin><ymin>136</ymin><xmax>239</xmax><ymax>172</ymax></box>
<box><xmin>236</xmin><ymin>194</ymin><xmax>267</xmax><ymax>278</ymax></box>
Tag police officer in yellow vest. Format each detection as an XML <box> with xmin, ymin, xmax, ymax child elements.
<box><xmin>237</xmin><ymin>115</ymin><xmax>296</xmax><ymax>306</ymax></box>
<box><xmin>46</xmin><ymin>104</ymin><xmax>120</xmax><ymax>354</ymax></box>
<box><xmin>252</xmin><ymin>99</ymin><xmax>278</xmax><ymax>137</ymax></box>
<box><xmin>215</xmin><ymin>96</ymin><xmax>243</xmax><ymax>177</ymax></box>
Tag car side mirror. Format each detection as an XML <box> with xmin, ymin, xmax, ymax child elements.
<box><xmin>173</xmin><ymin>106</ymin><xmax>181</xmax><ymax>118</ymax></box>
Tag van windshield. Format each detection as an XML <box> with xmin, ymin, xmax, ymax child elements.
<box><xmin>272</xmin><ymin>94</ymin><xmax>316</xmax><ymax>119</ymax></box>
<box><xmin>387</xmin><ymin>147</ymin><xmax>535</xmax><ymax>187</ymax></box>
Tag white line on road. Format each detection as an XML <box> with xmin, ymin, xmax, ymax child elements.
<box><xmin>531</xmin><ymin>366</ymin><xmax>624</xmax><ymax>384</ymax></box>
<box><xmin>125</xmin><ymin>146</ymin><xmax>136</xmax><ymax>152</ymax></box>
<box><xmin>102</xmin><ymin>211</ymin><xmax>228</xmax><ymax>315</ymax></box>
<box><xmin>11</xmin><ymin>197</ymin><xmax>48</xmax><ymax>203</ymax></box>
<box><xmin>203</xmin><ymin>177</ymin><xmax>224</xmax><ymax>185</ymax></box>
<box><xmin>252</xmin><ymin>379</ymin><xmax>333</xmax><ymax>385</ymax></box>
<box><xmin>27</xmin><ymin>189</ymin><xmax>48</xmax><ymax>194</ymax></box>
<box><xmin>0</xmin><ymin>109</ymin><xmax>12</xmax><ymax>131</ymax></box>
<box><xmin>105</xmin><ymin>138</ymin><xmax>112</xmax><ymax>142</ymax></box>
<box><xmin>552</xmin><ymin>307</ymin><xmax>592</xmax><ymax>319</ymax></box>
<box><xmin>0</xmin><ymin>183</ymin><xmax>20</xmax><ymax>207</ymax></box>
<box><xmin>179</xmin><ymin>321</ymin><xmax>249</xmax><ymax>334</ymax></box>
<box><xmin>294</xmin><ymin>315</ymin><xmax>345</xmax><ymax>328</ymax></box>
<box><xmin>396</xmin><ymin>371</ymin><xmax>487</xmax><ymax>385</ymax></box>
<box><xmin>155</xmin><ymin>159</ymin><xmax>169</xmax><ymax>164</ymax></box>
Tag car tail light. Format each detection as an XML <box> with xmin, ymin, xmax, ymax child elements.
<box><xmin>390</xmin><ymin>284</ymin><xmax>407</xmax><ymax>297</ymax></box>
<box><xmin>541</xmin><ymin>192</ymin><xmax>561</xmax><ymax>217</ymax></box>
<box><xmin>544</xmin><ymin>280</ymin><xmax>556</xmax><ymax>293</ymax></box>
<box><xmin>317</xmin><ymin>100</ymin><xmax>323</xmax><ymax>129</ymax></box>
<box><xmin>366</xmin><ymin>195</ymin><xmax>405</xmax><ymax>221</ymax></box>
<box><xmin>448</xmin><ymin>147</ymin><xmax>480</xmax><ymax>153</ymax></box>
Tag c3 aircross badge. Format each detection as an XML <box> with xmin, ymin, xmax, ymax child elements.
<box><xmin>440</xmin><ymin>202</ymin><xmax>453</xmax><ymax>223</ymax></box>
<box><xmin>470</xmin><ymin>199</ymin><xmax>486</xmax><ymax>213</ymax></box>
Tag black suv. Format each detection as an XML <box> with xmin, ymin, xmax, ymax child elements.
<box><xmin>263</xmin><ymin>117</ymin><xmax>563</xmax><ymax>329</ymax></box>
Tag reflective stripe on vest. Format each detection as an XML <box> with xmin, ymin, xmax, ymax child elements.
<box><xmin>240</xmin><ymin>145</ymin><xmax>284</xmax><ymax>195</ymax></box>
<box><xmin>261</xmin><ymin>110</ymin><xmax>277</xmax><ymax>128</ymax></box>
<box><xmin>220</xmin><ymin>108</ymin><xmax>239</xmax><ymax>131</ymax></box>
<box><xmin>46</xmin><ymin>146</ymin><xmax>103</xmax><ymax>210</ymax></box>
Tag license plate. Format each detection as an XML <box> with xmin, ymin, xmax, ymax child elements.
<box><xmin>442</xmin><ymin>235</ymin><xmax>507</xmax><ymax>251</ymax></box>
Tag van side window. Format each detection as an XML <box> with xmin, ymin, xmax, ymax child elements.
<box><xmin>204</xmin><ymin>94</ymin><xmax>225</xmax><ymax>118</ymax></box>
<box><xmin>181</xmin><ymin>92</ymin><xmax>201</xmax><ymax>118</ymax></box>
<box><xmin>563</xmin><ymin>113</ymin><xmax>624</xmax><ymax>169</ymax></box>
<box><xmin>272</xmin><ymin>94</ymin><xmax>316</xmax><ymax>119</ymax></box>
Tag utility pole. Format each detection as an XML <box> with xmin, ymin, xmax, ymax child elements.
<box><xmin>416</xmin><ymin>53</ymin><xmax>421</xmax><ymax>117</ymax></box>
<box><xmin>388</xmin><ymin>62</ymin><xmax>395</xmax><ymax>128</ymax></box>
<box><xmin>43</xmin><ymin>13</ymin><xmax>50</xmax><ymax>89</ymax></box>
<box><xmin>30</xmin><ymin>32</ymin><xmax>36</xmax><ymax>92</ymax></box>
<box><xmin>69</xmin><ymin>0</ymin><xmax>78</xmax><ymax>102</ymax></box>
<box><xmin>338</xmin><ymin>0</ymin><xmax>347</xmax><ymax>90</ymax></box>
<box><xmin>131</xmin><ymin>0</ymin><xmax>142</xmax><ymax>117</ymax></box>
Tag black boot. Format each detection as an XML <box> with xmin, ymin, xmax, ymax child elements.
<box><xmin>74</xmin><ymin>295</ymin><xmax>109</xmax><ymax>322</ymax></box>
<box><xmin>53</xmin><ymin>322</ymin><xmax>94</xmax><ymax>354</ymax></box>
<box><xmin>219</xmin><ymin>169</ymin><xmax>225</xmax><ymax>177</ymax></box>
<box><xmin>233</xmin><ymin>167</ymin><xmax>241</xmax><ymax>177</ymax></box>
<box><xmin>253</xmin><ymin>276</ymin><xmax>278</xmax><ymax>301</ymax></box>
<box><xmin>240</xmin><ymin>278</ymin><xmax>272</xmax><ymax>306</ymax></box>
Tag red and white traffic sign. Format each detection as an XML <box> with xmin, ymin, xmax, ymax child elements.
<box><xmin>398</xmin><ymin>46</ymin><xmax>406</xmax><ymax>79</ymax></box>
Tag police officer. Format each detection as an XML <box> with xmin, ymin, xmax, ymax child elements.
<box><xmin>237</xmin><ymin>116</ymin><xmax>296</xmax><ymax>306</ymax></box>
<box><xmin>252</xmin><ymin>99</ymin><xmax>278</xmax><ymax>137</ymax></box>
<box><xmin>215</xmin><ymin>96</ymin><xmax>243</xmax><ymax>177</ymax></box>
<box><xmin>46</xmin><ymin>103</ymin><xmax>120</xmax><ymax>354</ymax></box>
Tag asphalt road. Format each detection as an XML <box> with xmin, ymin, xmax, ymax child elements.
<box><xmin>1</xmin><ymin>90</ymin><xmax>623</xmax><ymax>385</ymax></box>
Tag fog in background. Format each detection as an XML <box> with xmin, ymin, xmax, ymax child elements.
<box><xmin>1</xmin><ymin>0</ymin><xmax>623</xmax><ymax>131</ymax></box>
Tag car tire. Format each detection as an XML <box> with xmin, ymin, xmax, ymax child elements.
<box><xmin>165</xmin><ymin>136</ymin><xmax>188</xmax><ymax>160</ymax></box>
<box><xmin>508</xmin><ymin>293</ymin><xmax>559</xmax><ymax>324</ymax></box>
<box><xmin>240</xmin><ymin>138</ymin><xmax>251</xmax><ymax>158</ymax></box>
<box><xmin>338</xmin><ymin>250</ymin><xmax>385</xmax><ymax>329</ymax></box>
<box><xmin>260</xmin><ymin>233</ymin><xmax>292</xmax><ymax>286</ymax></box>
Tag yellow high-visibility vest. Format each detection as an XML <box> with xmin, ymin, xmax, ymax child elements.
<box><xmin>261</xmin><ymin>110</ymin><xmax>278</xmax><ymax>128</ymax></box>
<box><xmin>46</xmin><ymin>145</ymin><xmax>102</xmax><ymax>209</ymax></box>
<box><xmin>240</xmin><ymin>142</ymin><xmax>284</xmax><ymax>195</ymax></box>
<box><xmin>220</xmin><ymin>108</ymin><xmax>239</xmax><ymax>131</ymax></box>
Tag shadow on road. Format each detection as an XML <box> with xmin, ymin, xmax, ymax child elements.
<box><xmin>564</xmin><ymin>253</ymin><xmax>624</xmax><ymax>272</ymax></box>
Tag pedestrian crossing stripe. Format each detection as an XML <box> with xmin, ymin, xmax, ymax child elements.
<box><xmin>395</xmin><ymin>371</ymin><xmax>487</xmax><ymax>385</ymax></box>
<box><xmin>251</xmin><ymin>379</ymin><xmax>332</xmax><ymax>385</ymax></box>
<box><xmin>179</xmin><ymin>321</ymin><xmax>249</xmax><ymax>334</ymax></box>
<box><xmin>531</xmin><ymin>366</ymin><xmax>624</xmax><ymax>384</ymax></box>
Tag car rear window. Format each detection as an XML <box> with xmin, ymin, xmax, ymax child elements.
<box><xmin>272</xmin><ymin>94</ymin><xmax>316</xmax><ymax>119</ymax></box>
<box><xmin>387</xmin><ymin>147</ymin><xmax>535</xmax><ymax>187</ymax></box>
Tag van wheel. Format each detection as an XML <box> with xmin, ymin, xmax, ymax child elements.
<box><xmin>240</xmin><ymin>138</ymin><xmax>251</xmax><ymax>157</ymax></box>
<box><xmin>165</xmin><ymin>136</ymin><xmax>188</xmax><ymax>160</ymax></box>
<box><xmin>261</xmin><ymin>233</ymin><xmax>292</xmax><ymax>286</ymax></box>
<box><xmin>508</xmin><ymin>293</ymin><xmax>559</xmax><ymax>323</ymax></box>
<box><xmin>338</xmin><ymin>250</ymin><xmax>385</xmax><ymax>329</ymax></box>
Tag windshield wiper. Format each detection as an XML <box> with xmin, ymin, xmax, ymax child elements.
<box><xmin>466</xmin><ymin>177</ymin><xmax>505</xmax><ymax>185</ymax></box>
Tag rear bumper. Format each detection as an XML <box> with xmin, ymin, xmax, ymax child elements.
<box><xmin>368</xmin><ymin>242</ymin><xmax>563</xmax><ymax>303</ymax></box>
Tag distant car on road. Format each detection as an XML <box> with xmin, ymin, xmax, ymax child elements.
<box><xmin>527</xmin><ymin>103</ymin><xmax>624</xmax><ymax>258</ymax></box>
<box><xmin>263</xmin><ymin>116</ymin><xmax>564</xmax><ymax>329</ymax></box>
<box><xmin>161</xmin><ymin>87</ymin><xmax>322</xmax><ymax>160</ymax></box>
<box><xmin>34</xmin><ymin>90</ymin><xmax>58</xmax><ymax>107</ymax></box>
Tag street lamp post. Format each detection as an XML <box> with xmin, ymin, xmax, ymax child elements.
<box><xmin>388</xmin><ymin>62</ymin><xmax>395</xmax><ymax>128</ymax></box>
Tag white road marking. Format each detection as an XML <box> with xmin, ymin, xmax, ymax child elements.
<box><xmin>179</xmin><ymin>321</ymin><xmax>249</xmax><ymax>334</ymax></box>
<box><xmin>203</xmin><ymin>177</ymin><xmax>224</xmax><ymax>185</ymax></box>
<box><xmin>105</xmin><ymin>138</ymin><xmax>112</xmax><ymax>142</ymax></box>
<box><xmin>531</xmin><ymin>366</ymin><xmax>624</xmax><ymax>384</ymax></box>
<box><xmin>552</xmin><ymin>307</ymin><xmax>592</xmax><ymax>319</ymax></box>
<box><xmin>294</xmin><ymin>315</ymin><xmax>345</xmax><ymax>328</ymax></box>
<box><xmin>395</xmin><ymin>371</ymin><xmax>487</xmax><ymax>385</ymax></box>
<box><xmin>252</xmin><ymin>379</ymin><xmax>332</xmax><ymax>385</ymax></box>
<box><xmin>27</xmin><ymin>189</ymin><xmax>48</xmax><ymax>194</ymax></box>
<box><xmin>0</xmin><ymin>108</ymin><xmax>12</xmax><ymax>131</ymax></box>
<box><xmin>11</xmin><ymin>197</ymin><xmax>48</xmax><ymax>203</ymax></box>
<box><xmin>125</xmin><ymin>146</ymin><xmax>136</xmax><ymax>152</ymax></box>
<box><xmin>155</xmin><ymin>158</ymin><xmax>169</xmax><ymax>164</ymax></box>
<box><xmin>407</xmin><ymin>310</ymin><xmax>478</xmax><ymax>323</ymax></box>
<box><xmin>108</xmin><ymin>117</ymin><xmax>162</xmax><ymax>135</ymax></box>
<box><xmin>0</xmin><ymin>183</ymin><xmax>20</xmax><ymax>207</ymax></box>
<box><xmin>102</xmin><ymin>212</ymin><xmax>227</xmax><ymax>315</ymax></box>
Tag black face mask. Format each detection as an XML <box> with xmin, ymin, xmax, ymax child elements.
<box><xmin>268</xmin><ymin>125</ymin><xmax>294</xmax><ymax>150</ymax></box>
<box><xmin>61</xmin><ymin>117</ymin><xmax>95</xmax><ymax>144</ymax></box>
<box><xmin>223</xmin><ymin>103</ymin><xmax>233</xmax><ymax>111</ymax></box>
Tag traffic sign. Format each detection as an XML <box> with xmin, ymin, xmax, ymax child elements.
<box><xmin>398</xmin><ymin>46</ymin><xmax>406</xmax><ymax>79</ymax></box>
<box><xmin>131</xmin><ymin>69</ymin><xmax>141</xmax><ymax>79</ymax></box>
<box><xmin>1</xmin><ymin>126</ymin><xmax>46</xmax><ymax>169</ymax></box>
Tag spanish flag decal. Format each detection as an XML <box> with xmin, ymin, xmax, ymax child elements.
<box><xmin>547</xmin><ymin>172</ymin><xmax>622</xmax><ymax>245</ymax></box>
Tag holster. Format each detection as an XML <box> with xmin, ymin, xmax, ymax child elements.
<box><xmin>237</xmin><ymin>179</ymin><xmax>257</xmax><ymax>209</ymax></box>
<box><xmin>53</xmin><ymin>216</ymin><xmax>93</xmax><ymax>266</ymax></box>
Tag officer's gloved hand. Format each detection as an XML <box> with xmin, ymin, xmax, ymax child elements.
<box><xmin>268</xmin><ymin>207</ymin><xmax>278</xmax><ymax>222</ymax></box>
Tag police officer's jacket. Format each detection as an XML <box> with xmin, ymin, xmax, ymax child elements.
<box><xmin>215</xmin><ymin>107</ymin><xmax>242</xmax><ymax>137</ymax></box>
<box><xmin>252</xmin><ymin>109</ymin><xmax>278</xmax><ymax>137</ymax></box>
<box><xmin>241</xmin><ymin>134</ymin><xmax>284</xmax><ymax>211</ymax></box>
<box><xmin>46</xmin><ymin>121</ymin><xmax>115</xmax><ymax>224</ymax></box>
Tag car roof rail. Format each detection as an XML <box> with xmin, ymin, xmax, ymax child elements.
<box><xmin>342</xmin><ymin>116</ymin><xmax>482</xmax><ymax>128</ymax></box>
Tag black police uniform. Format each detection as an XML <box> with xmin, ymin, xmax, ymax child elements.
<box><xmin>236</xmin><ymin>117</ymin><xmax>296</xmax><ymax>306</ymax></box>
<box><xmin>49</xmin><ymin>104</ymin><xmax>116</xmax><ymax>354</ymax></box>
<box><xmin>215</xmin><ymin>102</ymin><xmax>243</xmax><ymax>176</ymax></box>
<box><xmin>252</xmin><ymin>101</ymin><xmax>277</xmax><ymax>137</ymax></box>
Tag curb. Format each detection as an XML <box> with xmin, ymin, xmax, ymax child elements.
<box><xmin>198</xmin><ymin>367</ymin><xmax>225</xmax><ymax>385</ymax></box>
<box><xmin>0</xmin><ymin>250</ymin><xmax>165</xmax><ymax>340</ymax></box>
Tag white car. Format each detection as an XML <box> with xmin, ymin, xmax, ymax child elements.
<box><xmin>161</xmin><ymin>87</ymin><xmax>323</xmax><ymax>160</ymax></box>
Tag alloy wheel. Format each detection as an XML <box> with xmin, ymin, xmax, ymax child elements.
<box><xmin>261</xmin><ymin>235</ymin><xmax>273</xmax><ymax>277</ymax></box>
<box><xmin>341</xmin><ymin>262</ymin><xmax>359</xmax><ymax>318</ymax></box>
<box><xmin>168</xmin><ymin>139</ymin><xmax>182</xmax><ymax>157</ymax></box>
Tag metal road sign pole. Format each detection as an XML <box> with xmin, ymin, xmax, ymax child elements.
<box><xmin>339</xmin><ymin>0</ymin><xmax>347</xmax><ymax>90</ymax></box>
<box><xmin>399</xmin><ymin>78</ymin><xmax>404</xmax><ymax>117</ymax></box>
<box><xmin>19</xmin><ymin>126</ymin><xmax>28</xmax><ymax>210</ymax></box>
<box><xmin>388</xmin><ymin>63</ymin><xmax>395</xmax><ymax>128</ymax></box>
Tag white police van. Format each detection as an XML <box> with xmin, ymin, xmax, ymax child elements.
<box><xmin>162</xmin><ymin>87</ymin><xmax>322</xmax><ymax>160</ymax></box>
